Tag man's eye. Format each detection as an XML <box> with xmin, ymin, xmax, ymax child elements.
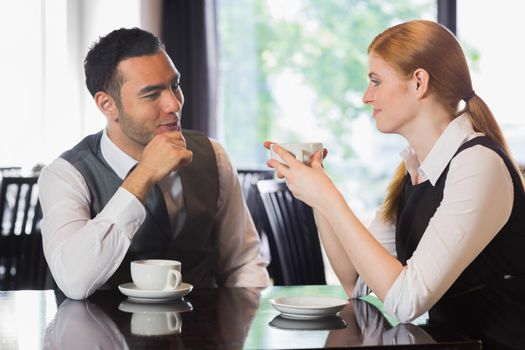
<box><xmin>145</xmin><ymin>92</ymin><xmax>160</xmax><ymax>99</ymax></box>
<box><xmin>171</xmin><ymin>83</ymin><xmax>180</xmax><ymax>91</ymax></box>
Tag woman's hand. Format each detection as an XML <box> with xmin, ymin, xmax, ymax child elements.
<box><xmin>264</xmin><ymin>141</ymin><xmax>338</xmax><ymax>210</ymax></box>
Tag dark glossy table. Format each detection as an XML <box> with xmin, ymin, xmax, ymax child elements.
<box><xmin>0</xmin><ymin>286</ymin><xmax>481</xmax><ymax>349</ymax></box>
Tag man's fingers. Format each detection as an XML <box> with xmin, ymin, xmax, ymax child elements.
<box><xmin>178</xmin><ymin>150</ymin><xmax>193</xmax><ymax>169</ymax></box>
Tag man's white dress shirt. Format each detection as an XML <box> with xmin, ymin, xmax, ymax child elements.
<box><xmin>353</xmin><ymin>114</ymin><xmax>514</xmax><ymax>323</ymax></box>
<box><xmin>39</xmin><ymin>130</ymin><xmax>270</xmax><ymax>299</ymax></box>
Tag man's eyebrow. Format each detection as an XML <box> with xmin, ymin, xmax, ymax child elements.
<box><xmin>138</xmin><ymin>76</ymin><xmax>181</xmax><ymax>95</ymax></box>
<box><xmin>138</xmin><ymin>84</ymin><xmax>165</xmax><ymax>95</ymax></box>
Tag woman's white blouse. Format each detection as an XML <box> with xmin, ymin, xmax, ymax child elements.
<box><xmin>353</xmin><ymin>114</ymin><xmax>515</xmax><ymax>323</ymax></box>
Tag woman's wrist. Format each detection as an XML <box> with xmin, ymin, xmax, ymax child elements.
<box><xmin>316</xmin><ymin>183</ymin><xmax>345</xmax><ymax>215</ymax></box>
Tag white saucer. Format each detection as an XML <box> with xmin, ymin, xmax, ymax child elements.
<box><xmin>119</xmin><ymin>299</ymin><xmax>193</xmax><ymax>313</ymax></box>
<box><xmin>118</xmin><ymin>282</ymin><xmax>193</xmax><ymax>303</ymax></box>
<box><xmin>269</xmin><ymin>315</ymin><xmax>347</xmax><ymax>330</ymax></box>
<box><xmin>270</xmin><ymin>296</ymin><xmax>348</xmax><ymax>319</ymax></box>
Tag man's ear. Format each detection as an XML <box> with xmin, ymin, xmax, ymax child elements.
<box><xmin>413</xmin><ymin>68</ymin><xmax>430</xmax><ymax>99</ymax></box>
<box><xmin>94</xmin><ymin>91</ymin><xmax>119</xmax><ymax>122</ymax></box>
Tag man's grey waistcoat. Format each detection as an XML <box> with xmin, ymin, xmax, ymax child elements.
<box><xmin>60</xmin><ymin>130</ymin><xmax>219</xmax><ymax>288</ymax></box>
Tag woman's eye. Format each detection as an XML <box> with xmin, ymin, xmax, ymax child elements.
<box><xmin>371</xmin><ymin>79</ymin><xmax>380</xmax><ymax>87</ymax></box>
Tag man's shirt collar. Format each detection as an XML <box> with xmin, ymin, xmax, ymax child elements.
<box><xmin>100</xmin><ymin>129</ymin><xmax>139</xmax><ymax>180</ymax></box>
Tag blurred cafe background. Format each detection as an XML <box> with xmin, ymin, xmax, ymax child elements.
<box><xmin>1</xmin><ymin>0</ymin><xmax>524</xmax><ymax>286</ymax></box>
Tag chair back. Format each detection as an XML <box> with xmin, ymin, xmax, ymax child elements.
<box><xmin>0</xmin><ymin>167</ymin><xmax>22</xmax><ymax>177</ymax></box>
<box><xmin>257</xmin><ymin>179</ymin><xmax>325</xmax><ymax>285</ymax></box>
<box><xmin>0</xmin><ymin>176</ymin><xmax>52</xmax><ymax>290</ymax></box>
<box><xmin>237</xmin><ymin>169</ymin><xmax>274</xmax><ymax>234</ymax></box>
<box><xmin>0</xmin><ymin>176</ymin><xmax>40</xmax><ymax>235</ymax></box>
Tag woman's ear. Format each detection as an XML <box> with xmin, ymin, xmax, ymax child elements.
<box><xmin>413</xmin><ymin>68</ymin><xmax>430</xmax><ymax>99</ymax></box>
<box><xmin>94</xmin><ymin>91</ymin><xmax>119</xmax><ymax>122</ymax></box>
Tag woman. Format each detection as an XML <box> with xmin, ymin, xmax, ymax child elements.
<box><xmin>266</xmin><ymin>20</ymin><xmax>525</xmax><ymax>350</ymax></box>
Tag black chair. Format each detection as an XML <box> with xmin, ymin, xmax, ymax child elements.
<box><xmin>237</xmin><ymin>169</ymin><xmax>277</xmax><ymax>278</ymax></box>
<box><xmin>0</xmin><ymin>166</ymin><xmax>22</xmax><ymax>178</ymax></box>
<box><xmin>256</xmin><ymin>179</ymin><xmax>326</xmax><ymax>285</ymax></box>
<box><xmin>0</xmin><ymin>176</ymin><xmax>52</xmax><ymax>290</ymax></box>
<box><xmin>237</xmin><ymin>169</ymin><xmax>274</xmax><ymax>234</ymax></box>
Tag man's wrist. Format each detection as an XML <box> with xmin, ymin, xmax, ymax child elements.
<box><xmin>121</xmin><ymin>166</ymin><xmax>156</xmax><ymax>203</ymax></box>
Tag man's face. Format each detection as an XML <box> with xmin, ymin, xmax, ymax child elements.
<box><xmin>114</xmin><ymin>50</ymin><xmax>184</xmax><ymax>152</ymax></box>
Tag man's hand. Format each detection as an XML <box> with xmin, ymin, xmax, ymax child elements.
<box><xmin>122</xmin><ymin>131</ymin><xmax>193</xmax><ymax>202</ymax></box>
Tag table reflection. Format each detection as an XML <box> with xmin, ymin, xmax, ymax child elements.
<box><xmin>324</xmin><ymin>299</ymin><xmax>435</xmax><ymax>347</ymax></box>
<box><xmin>270</xmin><ymin>315</ymin><xmax>347</xmax><ymax>331</ymax></box>
<box><xmin>0</xmin><ymin>286</ymin><xmax>479</xmax><ymax>349</ymax></box>
<box><xmin>118</xmin><ymin>299</ymin><xmax>192</xmax><ymax>336</ymax></box>
<box><xmin>43</xmin><ymin>287</ymin><xmax>262</xmax><ymax>350</ymax></box>
<box><xmin>43</xmin><ymin>299</ymin><xmax>129</xmax><ymax>350</ymax></box>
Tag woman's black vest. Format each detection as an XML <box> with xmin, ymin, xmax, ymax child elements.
<box><xmin>396</xmin><ymin>136</ymin><xmax>525</xmax><ymax>350</ymax></box>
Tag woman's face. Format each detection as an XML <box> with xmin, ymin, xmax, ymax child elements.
<box><xmin>362</xmin><ymin>53</ymin><xmax>418</xmax><ymax>135</ymax></box>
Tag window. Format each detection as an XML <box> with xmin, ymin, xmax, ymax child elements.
<box><xmin>217</xmin><ymin>0</ymin><xmax>437</xmax><ymax>223</ymax></box>
<box><xmin>457</xmin><ymin>2</ymin><xmax>525</xmax><ymax>166</ymax></box>
<box><xmin>0</xmin><ymin>0</ymin><xmax>142</xmax><ymax>171</ymax></box>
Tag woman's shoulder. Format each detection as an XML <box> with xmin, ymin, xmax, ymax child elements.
<box><xmin>450</xmin><ymin>137</ymin><xmax>509</xmax><ymax>175</ymax></box>
<box><xmin>447</xmin><ymin>140</ymin><xmax>513</xmax><ymax>197</ymax></box>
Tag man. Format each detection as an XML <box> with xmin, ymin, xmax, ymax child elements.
<box><xmin>38</xmin><ymin>27</ymin><xmax>270</xmax><ymax>300</ymax></box>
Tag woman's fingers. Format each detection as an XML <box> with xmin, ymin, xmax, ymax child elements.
<box><xmin>311</xmin><ymin>150</ymin><xmax>324</xmax><ymax>169</ymax></box>
<box><xmin>263</xmin><ymin>141</ymin><xmax>274</xmax><ymax>150</ymax></box>
<box><xmin>266</xmin><ymin>158</ymin><xmax>288</xmax><ymax>179</ymax></box>
<box><xmin>271</xmin><ymin>144</ymin><xmax>301</xmax><ymax>166</ymax></box>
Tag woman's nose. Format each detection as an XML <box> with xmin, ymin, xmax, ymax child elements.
<box><xmin>362</xmin><ymin>86</ymin><xmax>374</xmax><ymax>104</ymax></box>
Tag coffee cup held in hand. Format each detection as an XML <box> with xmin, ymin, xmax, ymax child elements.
<box><xmin>270</xmin><ymin>142</ymin><xmax>323</xmax><ymax>164</ymax></box>
<box><xmin>131</xmin><ymin>259</ymin><xmax>182</xmax><ymax>291</ymax></box>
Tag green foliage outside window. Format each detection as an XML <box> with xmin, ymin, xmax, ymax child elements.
<box><xmin>218</xmin><ymin>0</ymin><xmax>435</xmax><ymax>213</ymax></box>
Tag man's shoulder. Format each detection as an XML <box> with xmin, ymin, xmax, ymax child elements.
<box><xmin>60</xmin><ymin>131</ymin><xmax>103</xmax><ymax>164</ymax></box>
<box><xmin>38</xmin><ymin>157</ymin><xmax>86</xmax><ymax>189</ymax></box>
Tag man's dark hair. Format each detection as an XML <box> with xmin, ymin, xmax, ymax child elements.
<box><xmin>84</xmin><ymin>27</ymin><xmax>164</xmax><ymax>105</ymax></box>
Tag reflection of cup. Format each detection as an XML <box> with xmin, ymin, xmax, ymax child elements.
<box><xmin>119</xmin><ymin>299</ymin><xmax>193</xmax><ymax>337</ymax></box>
<box><xmin>131</xmin><ymin>311</ymin><xmax>182</xmax><ymax>336</ymax></box>
<box><xmin>270</xmin><ymin>142</ymin><xmax>323</xmax><ymax>164</ymax></box>
<box><xmin>131</xmin><ymin>259</ymin><xmax>182</xmax><ymax>291</ymax></box>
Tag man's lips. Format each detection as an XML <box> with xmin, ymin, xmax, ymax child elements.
<box><xmin>157</xmin><ymin>121</ymin><xmax>181</xmax><ymax>132</ymax></box>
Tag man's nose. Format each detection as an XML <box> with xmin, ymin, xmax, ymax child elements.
<box><xmin>163</xmin><ymin>89</ymin><xmax>183</xmax><ymax>114</ymax></box>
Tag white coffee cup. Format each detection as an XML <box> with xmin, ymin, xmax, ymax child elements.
<box><xmin>131</xmin><ymin>259</ymin><xmax>182</xmax><ymax>291</ymax></box>
<box><xmin>270</xmin><ymin>142</ymin><xmax>323</xmax><ymax>164</ymax></box>
<box><xmin>131</xmin><ymin>311</ymin><xmax>182</xmax><ymax>336</ymax></box>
